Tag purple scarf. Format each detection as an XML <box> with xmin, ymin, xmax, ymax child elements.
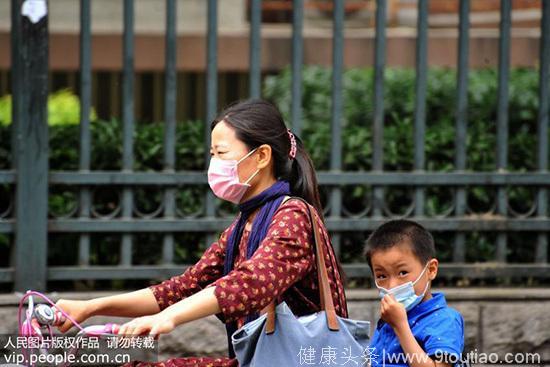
<box><xmin>223</xmin><ymin>180</ymin><xmax>291</xmax><ymax>358</ymax></box>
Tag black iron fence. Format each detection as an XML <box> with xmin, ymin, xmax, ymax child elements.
<box><xmin>1</xmin><ymin>0</ymin><xmax>549</xmax><ymax>292</ymax></box>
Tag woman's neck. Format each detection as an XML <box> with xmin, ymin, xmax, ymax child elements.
<box><xmin>239</xmin><ymin>175</ymin><xmax>278</xmax><ymax>204</ymax></box>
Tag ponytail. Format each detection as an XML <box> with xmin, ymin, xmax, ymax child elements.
<box><xmin>288</xmin><ymin>135</ymin><xmax>324</xmax><ymax>219</ymax></box>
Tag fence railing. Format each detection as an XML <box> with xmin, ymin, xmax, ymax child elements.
<box><xmin>1</xmin><ymin>0</ymin><xmax>549</xmax><ymax>292</ymax></box>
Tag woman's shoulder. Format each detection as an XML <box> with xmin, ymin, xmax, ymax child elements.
<box><xmin>274</xmin><ymin>196</ymin><xmax>324</xmax><ymax>229</ymax></box>
<box><xmin>276</xmin><ymin>196</ymin><xmax>312</xmax><ymax>218</ymax></box>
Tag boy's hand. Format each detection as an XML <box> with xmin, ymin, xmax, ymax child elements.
<box><xmin>380</xmin><ymin>294</ymin><xmax>408</xmax><ymax>330</ymax></box>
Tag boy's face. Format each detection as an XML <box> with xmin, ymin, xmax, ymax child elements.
<box><xmin>371</xmin><ymin>241</ymin><xmax>438</xmax><ymax>298</ymax></box>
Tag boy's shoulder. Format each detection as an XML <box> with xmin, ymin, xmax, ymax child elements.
<box><xmin>424</xmin><ymin>304</ymin><xmax>464</xmax><ymax>330</ymax></box>
<box><xmin>409</xmin><ymin>293</ymin><xmax>465</xmax><ymax>358</ymax></box>
<box><xmin>411</xmin><ymin>293</ymin><xmax>464</xmax><ymax>328</ymax></box>
<box><xmin>427</xmin><ymin>298</ymin><xmax>462</xmax><ymax>318</ymax></box>
<box><xmin>440</xmin><ymin>304</ymin><xmax>463</xmax><ymax>320</ymax></box>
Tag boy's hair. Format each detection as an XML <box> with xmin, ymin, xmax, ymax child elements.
<box><xmin>363</xmin><ymin>219</ymin><xmax>435</xmax><ymax>269</ymax></box>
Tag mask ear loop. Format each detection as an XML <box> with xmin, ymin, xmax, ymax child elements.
<box><xmin>419</xmin><ymin>277</ymin><xmax>431</xmax><ymax>296</ymax></box>
<box><xmin>243</xmin><ymin>169</ymin><xmax>260</xmax><ymax>185</ymax></box>
<box><xmin>237</xmin><ymin>147</ymin><xmax>261</xmax><ymax>185</ymax></box>
<box><xmin>413</xmin><ymin>260</ymin><xmax>434</xmax><ymax>299</ymax></box>
<box><xmin>412</xmin><ymin>259</ymin><xmax>432</xmax><ymax>287</ymax></box>
<box><xmin>236</xmin><ymin>147</ymin><xmax>258</xmax><ymax>164</ymax></box>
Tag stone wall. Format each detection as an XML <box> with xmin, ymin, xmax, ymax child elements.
<box><xmin>1</xmin><ymin>288</ymin><xmax>549</xmax><ymax>365</ymax></box>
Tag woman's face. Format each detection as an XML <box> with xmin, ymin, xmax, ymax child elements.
<box><xmin>210</xmin><ymin>120</ymin><xmax>259</xmax><ymax>184</ymax></box>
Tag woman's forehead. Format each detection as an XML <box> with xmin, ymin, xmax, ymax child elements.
<box><xmin>211</xmin><ymin>120</ymin><xmax>245</xmax><ymax>149</ymax></box>
<box><xmin>212</xmin><ymin>120</ymin><xmax>235</xmax><ymax>141</ymax></box>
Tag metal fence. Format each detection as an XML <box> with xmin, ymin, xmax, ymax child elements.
<box><xmin>1</xmin><ymin>0</ymin><xmax>550</xmax><ymax>292</ymax></box>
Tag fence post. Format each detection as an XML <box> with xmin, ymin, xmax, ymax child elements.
<box><xmin>11</xmin><ymin>0</ymin><xmax>49</xmax><ymax>292</ymax></box>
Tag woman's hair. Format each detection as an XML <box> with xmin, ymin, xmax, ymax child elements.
<box><xmin>211</xmin><ymin>99</ymin><xmax>323</xmax><ymax>216</ymax></box>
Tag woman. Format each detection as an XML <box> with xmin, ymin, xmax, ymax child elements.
<box><xmin>55</xmin><ymin>99</ymin><xmax>348</xmax><ymax>366</ymax></box>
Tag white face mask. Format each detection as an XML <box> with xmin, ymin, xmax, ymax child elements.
<box><xmin>375</xmin><ymin>262</ymin><xmax>431</xmax><ymax>312</ymax></box>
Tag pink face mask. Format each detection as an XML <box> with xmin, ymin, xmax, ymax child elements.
<box><xmin>207</xmin><ymin>148</ymin><xmax>260</xmax><ymax>204</ymax></box>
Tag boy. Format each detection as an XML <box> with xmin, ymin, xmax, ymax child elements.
<box><xmin>364</xmin><ymin>219</ymin><xmax>464</xmax><ymax>367</ymax></box>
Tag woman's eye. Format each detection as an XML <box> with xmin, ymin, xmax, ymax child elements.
<box><xmin>399</xmin><ymin>271</ymin><xmax>408</xmax><ymax>276</ymax></box>
<box><xmin>376</xmin><ymin>274</ymin><xmax>386</xmax><ymax>280</ymax></box>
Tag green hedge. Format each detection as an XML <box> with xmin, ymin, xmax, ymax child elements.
<box><xmin>265</xmin><ymin>67</ymin><xmax>541</xmax><ymax>172</ymax></box>
<box><xmin>1</xmin><ymin>69</ymin><xmax>544</xmax><ymax>174</ymax></box>
<box><xmin>0</xmin><ymin>67</ymin><xmax>547</xmax><ymax>285</ymax></box>
<box><xmin>265</xmin><ymin>67</ymin><xmax>544</xmax><ymax>269</ymax></box>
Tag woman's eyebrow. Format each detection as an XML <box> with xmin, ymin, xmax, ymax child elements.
<box><xmin>211</xmin><ymin>144</ymin><xmax>229</xmax><ymax>149</ymax></box>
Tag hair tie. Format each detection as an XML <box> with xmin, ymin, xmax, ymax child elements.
<box><xmin>287</xmin><ymin>129</ymin><xmax>297</xmax><ymax>159</ymax></box>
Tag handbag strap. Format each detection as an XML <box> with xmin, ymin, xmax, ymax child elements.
<box><xmin>259</xmin><ymin>196</ymin><xmax>340</xmax><ymax>334</ymax></box>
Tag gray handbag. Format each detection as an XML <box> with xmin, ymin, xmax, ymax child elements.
<box><xmin>231</xmin><ymin>198</ymin><xmax>371</xmax><ymax>367</ymax></box>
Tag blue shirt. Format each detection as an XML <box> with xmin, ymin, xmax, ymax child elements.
<box><xmin>368</xmin><ymin>292</ymin><xmax>464</xmax><ymax>367</ymax></box>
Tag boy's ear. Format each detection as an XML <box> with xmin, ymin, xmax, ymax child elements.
<box><xmin>427</xmin><ymin>258</ymin><xmax>438</xmax><ymax>281</ymax></box>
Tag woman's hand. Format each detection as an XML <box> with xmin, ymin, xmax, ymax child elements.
<box><xmin>380</xmin><ymin>294</ymin><xmax>408</xmax><ymax>330</ymax></box>
<box><xmin>118</xmin><ymin>313</ymin><xmax>176</xmax><ymax>338</ymax></box>
<box><xmin>54</xmin><ymin>299</ymin><xmax>94</xmax><ymax>333</ymax></box>
<box><xmin>116</xmin><ymin>286</ymin><xmax>220</xmax><ymax>338</ymax></box>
